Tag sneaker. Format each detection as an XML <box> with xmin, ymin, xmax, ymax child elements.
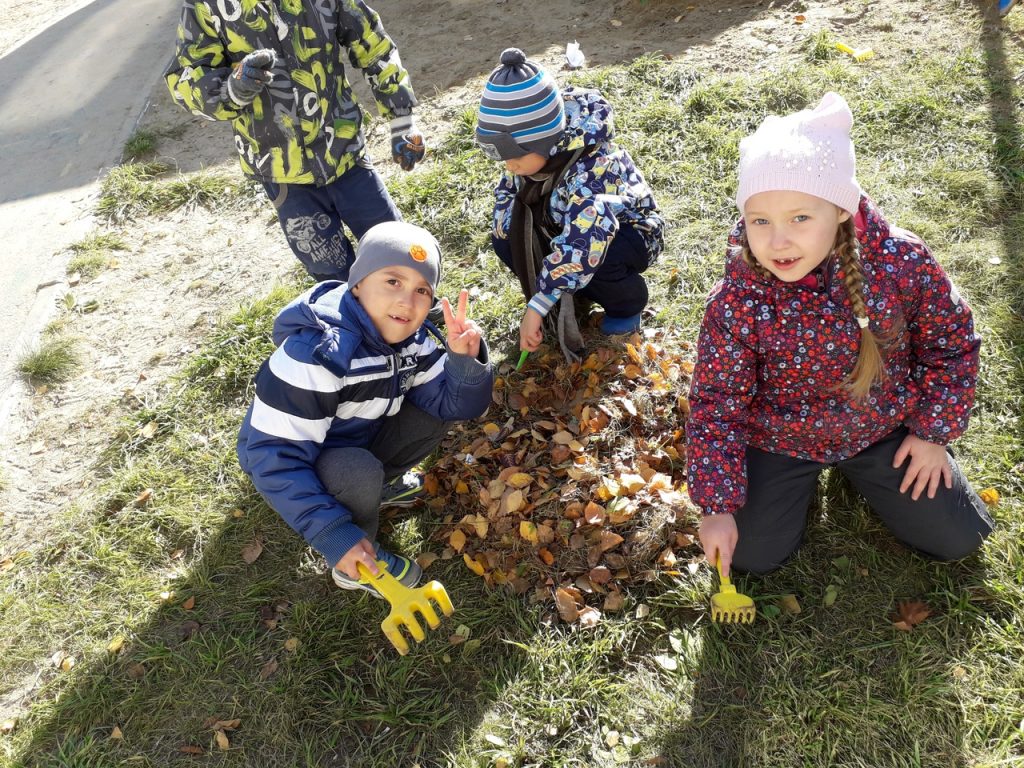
<box><xmin>331</xmin><ymin>546</ymin><xmax>422</xmax><ymax>596</ymax></box>
<box><xmin>380</xmin><ymin>470</ymin><xmax>426</xmax><ymax>508</ymax></box>
<box><xmin>1000</xmin><ymin>0</ymin><xmax>1017</xmax><ymax>16</ymax></box>
<box><xmin>600</xmin><ymin>312</ymin><xmax>642</xmax><ymax>335</ymax></box>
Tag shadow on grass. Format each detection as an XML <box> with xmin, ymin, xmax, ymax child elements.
<box><xmin>650</xmin><ymin>472</ymin><xmax>995</xmax><ymax>766</ymax></box>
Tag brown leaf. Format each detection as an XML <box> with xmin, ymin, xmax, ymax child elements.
<box><xmin>554</xmin><ymin>587</ymin><xmax>580</xmax><ymax>623</ymax></box>
<box><xmin>589</xmin><ymin>566</ymin><xmax>612</xmax><ymax>585</ymax></box>
<box><xmin>140</xmin><ymin>421</ymin><xmax>158</xmax><ymax>439</ymax></box>
<box><xmin>551</xmin><ymin>430</ymin><xmax>574</xmax><ymax>445</ymax></box>
<box><xmin>178</xmin><ymin>745</ymin><xmax>204</xmax><ymax>755</ymax></box>
<box><xmin>180</xmin><ymin>621</ymin><xmax>200</xmax><ymax>640</ymax></box>
<box><xmin>214</xmin><ymin>718</ymin><xmax>241</xmax><ymax>730</ymax></box>
<box><xmin>893</xmin><ymin>600</ymin><xmax>932</xmax><ymax>629</ymax></box>
<box><xmin>259</xmin><ymin>658</ymin><xmax>279</xmax><ymax>680</ymax></box>
<box><xmin>182</xmin><ymin>596</ymin><xmax>196</xmax><ymax>611</ymax></box>
<box><xmin>133</xmin><ymin>488</ymin><xmax>153</xmax><ymax>505</ymax></box>
<box><xmin>284</xmin><ymin>637</ymin><xmax>300</xmax><ymax>652</ymax></box>
<box><xmin>126</xmin><ymin>662</ymin><xmax>146</xmax><ymax>679</ymax></box>
<box><xmin>538</xmin><ymin>548</ymin><xmax>555</xmax><ymax>566</ymax></box>
<box><xmin>603</xmin><ymin>590</ymin><xmax>625</xmax><ymax>612</ymax></box>
<box><xmin>415</xmin><ymin>551</ymin><xmax>439</xmax><ymax>570</ymax></box>
<box><xmin>241</xmin><ymin>538</ymin><xmax>263</xmax><ymax>564</ymax></box>
<box><xmin>110</xmin><ymin>726</ymin><xmax>123</xmax><ymax>740</ymax></box>
<box><xmin>578</xmin><ymin>606</ymin><xmax>602</xmax><ymax>627</ymax></box>
<box><xmin>583</xmin><ymin>501</ymin><xmax>606</xmax><ymax>526</ymax></box>
<box><xmin>598</xmin><ymin>531</ymin><xmax>624</xmax><ymax>553</ymax></box>
<box><xmin>215</xmin><ymin>730</ymin><xmax>230</xmax><ymax>751</ymax></box>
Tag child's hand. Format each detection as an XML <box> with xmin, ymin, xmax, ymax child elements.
<box><xmin>893</xmin><ymin>433</ymin><xmax>953</xmax><ymax>500</ymax></box>
<box><xmin>519</xmin><ymin>308</ymin><xmax>543</xmax><ymax>352</ymax></box>
<box><xmin>441</xmin><ymin>289</ymin><xmax>482</xmax><ymax>357</ymax></box>
<box><xmin>228</xmin><ymin>49</ymin><xmax>276</xmax><ymax>106</ymax></box>
<box><xmin>334</xmin><ymin>538</ymin><xmax>380</xmax><ymax>581</ymax></box>
<box><xmin>699</xmin><ymin>514</ymin><xmax>738</xmax><ymax>579</ymax></box>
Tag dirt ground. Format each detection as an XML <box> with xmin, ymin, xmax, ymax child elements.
<box><xmin>0</xmin><ymin>0</ymin><xmax>1000</xmax><ymax>558</ymax></box>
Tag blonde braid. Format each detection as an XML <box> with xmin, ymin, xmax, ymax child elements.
<box><xmin>834</xmin><ymin>217</ymin><xmax>886</xmax><ymax>401</ymax></box>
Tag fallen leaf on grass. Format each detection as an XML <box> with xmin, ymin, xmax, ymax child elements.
<box><xmin>823</xmin><ymin>584</ymin><xmax>839</xmax><ymax>607</ymax></box>
<box><xmin>978</xmin><ymin>487</ymin><xmax>999</xmax><ymax>505</ymax></box>
<box><xmin>893</xmin><ymin>600</ymin><xmax>932</xmax><ymax>631</ymax></box>
<box><xmin>215</xmin><ymin>730</ymin><xmax>230</xmax><ymax>751</ymax></box>
<box><xmin>181</xmin><ymin>596</ymin><xmax>196</xmax><ymax>611</ymax></box>
<box><xmin>554</xmin><ymin>587</ymin><xmax>580</xmax><ymax>623</ymax></box>
<box><xmin>133</xmin><ymin>488</ymin><xmax>153</xmax><ymax>505</ymax></box>
<box><xmin>107</xmin><ymin>636</ymin><xmax>126</xmax><ymax>654</ymax></box>
<box><xmin>779</xmin><ymin>594</ymin><xmax>801</xmax><ymax>615</ymax></box>
<box><xmin>520</xmin><ymin>521</ymin><xmax>539</xmax><ymax>545</ymax></box>
<box><xmin>449</xmin><ymin>529</ymin><xmax>467</xmax><ymax>553</ymax></box>
<box><xmin>654</xmin><ymin>654</ymin><xmax>678</xmax><ymax>671</ymax></box>
<box><xmin>284</xmin><ymin>637</ymin><xmax>300</xmax><ymax>652</ymax></box>
<box><xmin>793</xmin><ymin>13</ymin><xmax>806</xmax><ymax>23</ymax></box>
<box><xmin>126</xmin><ymin>662</ymin><xmax>146</xmax><ymax>679</ymax></box>
<box><xmin>415</xmin><ymin>551</ymin><xmax>439</xmax><ymax>569</ymax></box>
<box><xmin>1</xmin><ymin>719</ymin><xmax>16</xmax><ymax>734</ymax></box>
<box><xmin>178</xmin><ymin>745</ymin><xmax>204</xmax><ymax>755</ymax></box>
<box><xmin>110</xmin><ymin>726</ymin><xmax>123</xmax><ymax>740</ymax></box>
<box><xmin>139</xmin><ymin>421</ymin><xmax>158</xmax><ymax>439</ymax></box>
<box><xmin>603</xmin><ymin>590</ymin><xmax>625</xmax><ymax>612</ymax></box>
<box><xmin>463</xmin><ymin>553</ymin><xmax>486</xmax><ymax>576</ymax></box>
<box><xmin>578</xmin><ymin>606</ymin><xmax>601</xmax><ymax>627</ymax></box>
<box><xmin>241</xmin><ymin>539</ymin><xmax>263</xmax><ymax>564</ymax></box>
<box><xmin>180</xmin><ymin>621</ymin><xmax>200</xmax><ymax>640</ymax></box>
<box><xmin>259</xmin><ymin>658</ymin><xmax>279</xmax><ymax>680</ymax></box>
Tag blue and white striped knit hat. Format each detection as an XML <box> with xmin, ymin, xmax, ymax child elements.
<box><xmin>476</xmin><ymin>48</ymin><xmax>566</xmax><ymax>161</ymax></box>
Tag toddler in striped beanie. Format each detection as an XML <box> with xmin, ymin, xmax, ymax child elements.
<box><xmin>476</xmin><ymin>48</ymin><xmax>664</xmax><ymax>358</ymax></box>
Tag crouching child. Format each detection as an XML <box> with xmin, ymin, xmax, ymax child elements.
<box><xmin>237</xmin><ymin>222</ymin><xmax>493</xmax><ymax>593</ymax></box>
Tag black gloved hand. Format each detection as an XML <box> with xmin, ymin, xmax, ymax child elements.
<box><xmin>227</xmin><ymin>48</ymin><xmax>277</xmax><ymax>106</ymax></box>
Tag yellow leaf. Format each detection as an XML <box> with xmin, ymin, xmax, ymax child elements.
<box><xmin>139</xmin><ymin>421</ymin><xmax>158</xmax><ymax>439</ymax></box>
<box><xmin>473</xmin><ymin>516</ymin><xmax>489</xmax><ymax>539</ymax></box>
<box><xmin>110</xmin><ymin>726</ymin><xmax>123</xmax><ymax>740</ymax></box>
<box><xmin>504</xmin><ymin>489</ymin><xmax>525</xmax><ymax>514</ymax></box>
<box><xmin>449</xmin><ymin>529</ymin><xmax>467</xmax><ymax>552</ymax></box>
<box><xmin>623</xmin><ymin>364</ymin><xmax>643</xmax><ymax>379</ymax></box>
<box><xmin>979</xmin><ymin>487</ymin><xmax>999</xmax><ymax>505</ymax></box>
<box><xmin>507</xmin><ymin>472</ymin><xmax>532</xmax><ymax>489</ymax></box>
<box><xmin>626</xmin><ymin>343</ymin><xmax>643</xmax><ymax>365</ymax></box>
<box><xmin>60</xmin><ymin>656</ymin><xmax>76</xmax><ymax>672</ymax></box>
<box><xmin>780</xmin><ymin>594</ymin><xmax>802</xmax><ymax>615</ymax></box>
<box><xmin>215</xmin><ymin>729</ymin><xmax>230</xmax><ymax>751</ymax></box>
<box><xmin>520</xmin><ymin>521</ymin><xmax>539</xmax><ymax>545</ymax></box>
<box><xmin>215</xmin><ymin>718</ymin><xmax>241</xmax><ymax>730</ymax></box>
<box><xmin>482</xmin><ymin>422</ymin><xmax>501</xmax><ymax>439</ymax></box>
<box><xmin>284</xmin><ymin>637</ymin><xmax>300</xmax><ymax>652</ymax></box>
<box><xmin>618</xmin><ymin>473</ymin><xmax>646</xmax><ymax>495</ymax></box>
<box><xmin>106</xmin><ymin>636</ymin><xmax>126</xmax><ymax>654</ymax></box>
<box><xmin>455</xmin><ymin>480</ymin><xmax>469</xmax><ymax>494</ymax></box>
<box><xmin>134</xmin><ymin>488</ymin><xmax>153</xmax><ymax>505</ymax></box>
<box><xmin>463</xmin><ymin>553</ymin><xmax>486</xmax><ymax>576</ymax></box>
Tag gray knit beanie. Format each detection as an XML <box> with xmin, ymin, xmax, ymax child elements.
<box><xmin>347</xmin><ymin>221</ymin><xmax>441</xmax><ymax>291</ymax></box>
<box><xmin>476</xmin><ymin>48</ymin><xmax>566</xmax><ymax>161</ymax></box>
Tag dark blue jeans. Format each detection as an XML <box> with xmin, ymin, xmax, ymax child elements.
<box><xmin>262</xmin><ymin>158</ymin><xmax>401</xmax><ymax>282</ymax></box>
<box><xmin>491</xmin><ymin>220</ymin><xmax>652</xmax><ymax>318</ymax></box>
<box><xmin>731</xmin><ymin>428</ymin><xmax>994</xmax><ymax>574</ymax></box>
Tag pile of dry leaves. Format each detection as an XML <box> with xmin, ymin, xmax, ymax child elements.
<box><xmin>421</xmin><ymin>330</ymin><xmax>703</xmax><ymax>625</ymax></box>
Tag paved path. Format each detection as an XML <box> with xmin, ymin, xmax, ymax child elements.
<box><xmin>0</xmin><ymin>0</ymin><xmax>180</xmax><ymax>430</ymax></box>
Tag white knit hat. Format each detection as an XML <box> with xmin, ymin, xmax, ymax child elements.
<box><xmin>735</xmin><ymin>92</ymin><xmax>862</xmax><ymax>216</ymax></box>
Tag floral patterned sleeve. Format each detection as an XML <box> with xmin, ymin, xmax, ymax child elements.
<box><xmin>686</xmin><ymin>280</ymin><xmax>760</xmax><ymax>516</ymax></box>
<box><xmin>892</xmin><ymin>233</ymin><xmax>981</xmax><ymax>444</ymax></box>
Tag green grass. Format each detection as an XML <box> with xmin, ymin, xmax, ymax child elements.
<box><xmin>123</xmin><ymin>129</ymin><xmax>157</xmax><ymax>161</ymax></box>
<box><xmin>95</xmin><ymin>161</ymin><xmax>258</xmax><ymax>223</ymax></box>
<box><xmin>15</xmin><ymin>336</ymin><xmax>80</xmax><ymax>386</ymax></box>
<box><xmin>66</xmin><ymin>233</ymin><xmax>127</xmax><ymax>279</ymax></box>
<box><xmin>2</xmin><ymin>33</ymin><xmax>1023</xmax><ymax>768</ymax></box>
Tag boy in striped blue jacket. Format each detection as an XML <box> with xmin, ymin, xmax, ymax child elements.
<box><xmin>476</xmin><ymin>48</ymin><xmax>664</xmax><ymax>358</ymax></box>
<box><xmin>237</xmin><ymin>222</ymin><xmax>493</xmax><ymax>594</ymax></box>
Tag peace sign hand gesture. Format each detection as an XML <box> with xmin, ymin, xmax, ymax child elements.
<box><xmin>440</xmin><ymin>289</ymin><xmax>482</xmax><ymax>358</ymax></box>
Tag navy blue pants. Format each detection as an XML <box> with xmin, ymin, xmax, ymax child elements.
<box><xmin>262</xmin><ymin>159</ymin><xmax>401</xmax><ymax>282</ymax></box>
<box><xmin>732</xmin><ymin>428</ymin><xmax>994</xmax><ymax>574</ymax></box>
<box><xmin>491</xmin><ymin>220</ymin><xmax>651</xmax><ymax>318</ymax></box>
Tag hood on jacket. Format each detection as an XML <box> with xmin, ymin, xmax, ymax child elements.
<box><xmin>554</xmin><ymin>88</ymin><xmax>615</xmax><ymax>154</ymax></box>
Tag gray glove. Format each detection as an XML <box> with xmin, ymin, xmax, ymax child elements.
<box><xmin>227</xmin><ymin>49</ymin><xmax>276</xmax><ymax>106</ymax></box>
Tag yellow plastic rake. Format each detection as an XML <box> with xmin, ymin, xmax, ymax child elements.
<box><xmin>710</xmin><ymin>558</ymin><xmax>756</xmax><ymax>624</ymax></box>
<box><xmin>356</xmin><ymin>560</ymin><xmax>454</xmax><ymax>655</ymax></box>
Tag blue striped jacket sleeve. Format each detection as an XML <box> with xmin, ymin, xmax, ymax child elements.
<box><xmin>405</xmin><ymin>336</ymin><xmax>493</xmax><ymax>421</ymax></box>
<box><xmin>240</xmin><ymin>338</ymin><xmax>367</xmax><ymax>566</ymax></box>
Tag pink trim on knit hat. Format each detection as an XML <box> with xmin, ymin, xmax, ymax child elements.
<box><xmin>735</xmin><ymin>92</ymin><xmax>862</xmax><ymax>216</ymax></box>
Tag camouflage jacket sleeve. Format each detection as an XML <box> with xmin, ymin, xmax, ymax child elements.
<box><xmin>337</xmin><ymin>0</ymin><xmax>417</xmax><ymax>119</ymax></box>
<box><xmin>163</xmin><ymin>2</ymin><xmax>245</xmax><ymax>121</ymax></box>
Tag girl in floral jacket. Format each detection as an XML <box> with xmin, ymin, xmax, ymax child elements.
<box><xmin>687</xmin><ymin>92</ymin><xmax>992</xmax><ymax>577</ymax></box>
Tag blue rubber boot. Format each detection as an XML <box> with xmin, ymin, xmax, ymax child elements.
<box><xmin>600</xmin><ymin>312</ymin><xmax>642</xmax><ymax>335</ymax></box>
